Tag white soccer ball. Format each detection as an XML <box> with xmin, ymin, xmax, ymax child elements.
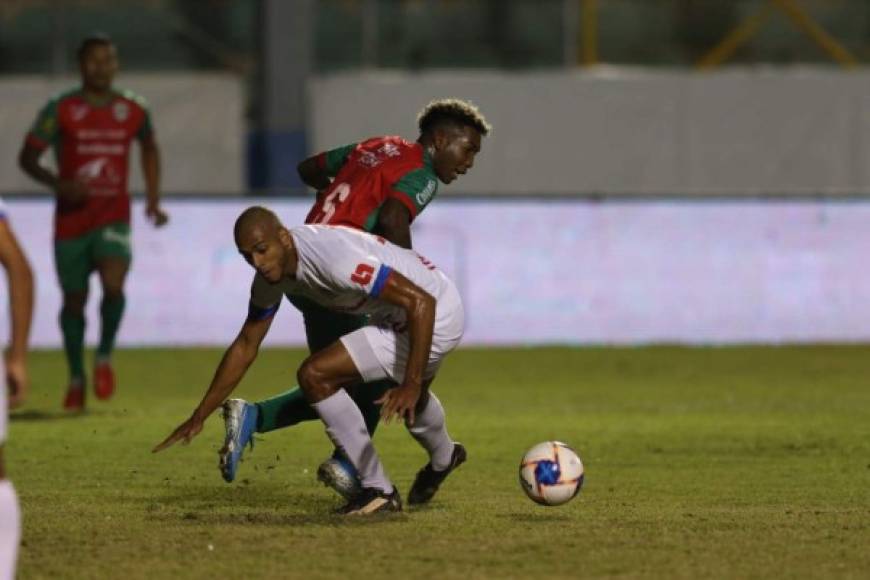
<box><xmin>519</xmin><ymin>441</ymin><xmax>585</xmax><ymax>506</ymax></box>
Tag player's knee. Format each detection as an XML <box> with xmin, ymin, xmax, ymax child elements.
<box><xmin>103</xmin><ymin>287</ymin><xmax>125</xmax><ymax>302</ymax></box>
<box><xmin>297</xmin><ymin>359</ymin><xmax>334</xmax><ymax>402</ymax></box>
<box><xmin>62</xmin><ymin>293</ymin><xmax>87</xmax><ymax>315</ymax></box>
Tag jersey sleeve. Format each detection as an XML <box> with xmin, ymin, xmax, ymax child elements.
<box><xmin>311</xmin><ymin>235</ymin><xmax>394</xmax><ymax>299</ymax></box>
<box><xmin>389</xmin><ymin>168</ymin><xmax>439</xmax><ymax>221</ymax></box>
<box><xmin>136</xmin><ymin>105</ymin><xmax>154</xmax><ymax>141</ymax></box>
<box><xmin>247</xmin><ymin>274</ymin><xmax>283</xmax><ymax>321</ymax></box>
<box><xmin>317</xmin><ymin>143</ymin><xmax>357</xmax><ymax>177</ymax></box>
<box><xmin>25</xmin><ymin>98</ymin><xmax>60</xmax><ymax>150</ymax></box>
<box><xmin>126</xmin><ymin>92</ymin><xmax>154</xmax><ymax>141</ymax></box>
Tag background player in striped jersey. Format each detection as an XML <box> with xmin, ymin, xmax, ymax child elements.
<box><xmin>18</xmin><ymin>34</ymin><xmax>169</xmax><ymax>411</ymax></box>
<box><xmin>0</xmin><ymin>198</ymin><xmax>34</xmax><ymax>578</ymax></box>
<box><xmin>217</xmin><ymin>99</ymin><xmax>489</xmax><ymax>495</ymax></box>
<box><xmin>154</xmin><ymin>208</ymin><xmax>466</xmax><ymax>514</ymax></box>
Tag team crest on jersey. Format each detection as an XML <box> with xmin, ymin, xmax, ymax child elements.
<box><xmin>113</xmin><ymin>101</ymin><xmax>129</xmax><ymax>122</ymax></box>
<box><xmin>415</xmin><ymin>179</ymin><xmax>437</xmax><ymax>206</ymax></box>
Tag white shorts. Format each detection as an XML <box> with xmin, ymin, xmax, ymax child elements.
<box><xmin>341</xmin><ymin>283</ymin><xmax>464</xmax><ymax>384</ymax></box>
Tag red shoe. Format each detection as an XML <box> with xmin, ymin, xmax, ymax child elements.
<box><xmin>63</xmin><ymin>387</ymin><xmax>85</xmax><ymax>411</ymax></box>
<box><xmin>94</xmin><ymin>362</ymin><xmax>115</xmax><ymax>400</ymax></box>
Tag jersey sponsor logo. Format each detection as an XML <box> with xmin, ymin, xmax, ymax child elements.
<box><xmin>378</xmin><ymin>142</ymin><xmax>401</xmax><ymax>158</ymax></box>
<box><xmin>113</xmin><ymin>101</ymin><xmax>129</xmax><ymax>122</ymax></box>
<box><xmin>359</xmin><ymin>151</ymin><xmax>382</xmax><ymax>168</ymax></box>
<box><xmin>75</xmin><ymin>157</ymin><xmax>121</xmax><ymax>186</ymax></box>
<box><xmin>76</xmin><ymin>143</ymin><xmax>125</xmax><ymax>156</ymax></box>
<box><xmin>71</xmin><ymin>104</ymin><xmax>90</xmax><ymax>122</ymax></box>
<box><xmin>415</xmin><ymin>179</ymin><xmax>437</xmax><ymax>206</ymax></box>
<box><xmin>350</xmin><ymin>263</ymin><xmax>375</xmax><ymax>285</ymax></box>
<box><xmin>77</xmin><ymin>129</ymin><xmax>126</xmax><ymax>140</ymax></box>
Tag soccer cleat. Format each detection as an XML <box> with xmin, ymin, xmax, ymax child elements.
<box><xmin>63</xmin><ymin>386</ymin><xmax>85</xmax><ymax>411</ymax></box>
<box><xmin>219</xmin><ymin>399</ymin><xmax>258</xmax><ymax>483</ymax></box>
<box><xmin>317</xmin><ymin>455</ymin><xmax>362</xmax><ymax>500</ymax></box>
<box><xmin>408</xmin><ymin>443</ymin><xmax>467</xmax><ymax>505</ymax></box>
<box><xmin>93</xmin><ymin>362</ymin><xmax>115</xmax><ymax>400</ymax></box>
<box><xmin>338</xmin><ymin>486</ymin><xmax>402</xmax><ymax>516</ymax></box>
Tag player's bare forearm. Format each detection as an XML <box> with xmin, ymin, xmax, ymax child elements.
<box><xmin>192</xmin><ymin>332</ymin><xmax>261</xmax><ymax>422</ymax></box>
<box><xmin>376</xmin><ymin>271</ymin><xmax>436</xmax><ymax>421</ymax></box>
<box><xmin>402</xmin><ymin>292</ymin><xmax>436</xmax><ymax>387</ymax></box>
<box><xmin>141</xmin><ymin>140</ymin><xmax>161</xmax><ymax>204</ymax></box>
<box><xmin>0</xmin><ymin>223</ymin><xmax>33</xmax><ymax>361</ymax></box>
<box><xmin>297</xmin><ymin>155</ymin><xmax>331</xmax><ymax>191</ymax></box>
<box><xmin>18</xmin><ymin>145</ymin><xmax>58</xmax><ymax>190</ymax></box>
<box><xmin>374</xmin><ymin>198</ymin><xmax>413</xmax><ymax>249</ymax></box>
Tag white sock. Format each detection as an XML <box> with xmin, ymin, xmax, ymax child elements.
<box><xmin>407</xmin><ymin>392</ymin><xmax>454</xmax><ymax>471</ymax></box>
<box><xmin>0</xmin><ymin>480</ymin><xmax>20</xmax><ymax>580</ymax></box>
<box><xmin>312</xmin><ymin>390</ymin><xmax>393</xmax><ymax>494</ymax></box>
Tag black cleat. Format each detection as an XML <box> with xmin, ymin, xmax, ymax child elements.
<box><xmin>339</xmin><ymin>486</ymin><xmax>402</xmax><ymax>515</ymax></box>
<box><xmin>408</xmin><ymin>443</ymin><xmax>467</xmax><ymax>505</ymax></box>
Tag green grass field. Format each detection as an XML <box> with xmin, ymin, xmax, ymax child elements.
<box><xmin>9</xmin><ymin>346</ymin><xmax>870</xmax><ymax>579</ymax></box>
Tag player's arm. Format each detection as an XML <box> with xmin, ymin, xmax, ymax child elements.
<box><xmin>136</xmin><ymin>107</ymin><xmax>168</xmax><ymax>227</ymax></box>
<box><xmin>297</xmin><ymin>155</ymin><xmax>332</xmax><ymax>191</ymax></box>
<box><xmin>297</xmin><ymin>143</ymin><xmax>357</xmax><ymax>191</ymax></box>
<box><xmin>0</xmin><ymin>217</ymin><xmax>34</xmax><ymax>408</ymax></box>
<box><xmin>152</xmin><ymin>313</ymin><xmax>274</xmax><ymax>452</ymax></box>
<box><xmin>18</xmin><ymin>100</ymin><xmax>89</xmax><ymax>204</ymax></box>
<box><xmin>374</xmin><ymin>270</ymin><xmax>436</xmax><ymax>425</ymax></box>
<box><xmin>373</xmin><ymin>198</ymin><xmax>413</xmax><ymax>249</ymax></box>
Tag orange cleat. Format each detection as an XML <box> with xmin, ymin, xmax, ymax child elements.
<box><xmin>63</xmin><ymin>387</ymin><xmax>85</xmax><ymax>411</ymax></box>
<box><xmin>94</xmin><ymin>362</ymin><xmax>115</xmax><ymax>400</ymax></box>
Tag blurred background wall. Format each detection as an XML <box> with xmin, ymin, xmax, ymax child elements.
<box><xmin>1</xmin><ymin>0</ymin><xmax>869</xmax><ymax>345</ymax></box>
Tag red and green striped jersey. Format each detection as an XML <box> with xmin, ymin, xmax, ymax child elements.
<box><xmin>304</xmin><ymin>136</ymin><xmax>439</xmax><ymax>231</ymax></box>
<box><xmin>25</xmin><ymin>87</ymin><xmax>153</xmax><ymax>240</ymax></box>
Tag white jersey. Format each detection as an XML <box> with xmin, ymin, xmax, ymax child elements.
<box><xmin>249</xmin><ymin>225</ymin><xmax>461</xmax><ymax>337</ymax></box>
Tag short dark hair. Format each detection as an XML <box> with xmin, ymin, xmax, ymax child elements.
<box><xmin>417</xmin><ymin>98</ymin><xmax>491</xmax><ymax>137</ymax></box>
<box><xmin>77</xmin><ymin>33</ymin><xmax>114</xmax><ymax>61</ymax></box>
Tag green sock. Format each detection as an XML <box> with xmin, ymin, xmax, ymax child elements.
<box><xmin>255</xmin><ymin>379</ymin><xmax>393</xmax><ymax>435</ymax></box>
<box><xmin>255</xmin><ymin>386</ymin><xmax>318</xmax><ymax>433</ymax></box>
<box><xmin>97</xmin><ymin>294</ymin><xmax>125</xmax><ymax>358</ymax></box>
<box><xmin>60</xmin><ymin>309</ymin><xmax>86</xmax><ymax>383</ymax></box>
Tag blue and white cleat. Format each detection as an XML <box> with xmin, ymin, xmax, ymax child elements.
<box><xmin>317</xmin><ymin>455</ymin><xmax>362</xmax><ymax>500</ymax></box>
<box><xmin>219</xmin><ymin>398</ymin><xmax>258</xmax><ymax>483</ymax></box>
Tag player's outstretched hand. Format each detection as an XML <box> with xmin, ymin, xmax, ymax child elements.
<box><xmin>376</xmin><ymin>383</ymin><xmax>421</xmax><ymax>426</ymax></box>
<box><xmin>152</xmin><ymin>414</ymin><xmax>204</xmax><ymax>453</ymax></box>
<box><xmin>146</xmin><ymin>202</ymin><xmax>169</xmax><ymax>227</ymax></box>
<box><xmin>5</xmin><ymin>349</ymin><xmax>29</xmax><ymax>409</ymax></box>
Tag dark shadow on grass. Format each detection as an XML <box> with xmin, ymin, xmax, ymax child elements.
<box><xmin>147</xmin><ymin>510</ymin><xmax>408</xmax><ymax>528</ymax></box>
<box><xmin>143</xmin><ymin>485</ymin><xmax>408</xmax><ymax>527</ymax></box>
<box><xmin>9</xmin><ymin>410</ymin><xmax>89</xmax><ymax>422</ymax></box>
<box><xmin>502</xmin><ymin>512</ymin><xmax>575</xmax><ymax>523</ymax></box>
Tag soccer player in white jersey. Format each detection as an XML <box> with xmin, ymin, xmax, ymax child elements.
<box><xmin>154</xmin><ymin>206</ymin><xmax>466</xmax><ymax>514</ymax></box>
<box><xmin>0</xmin><ymin>198</ymin><xmax>34</xmax><ymax>578</ymax></box>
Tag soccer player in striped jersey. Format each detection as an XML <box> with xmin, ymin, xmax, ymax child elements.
<box><xmin>18</xmin><ymin>34</ymin><xmax>169</xmax><ymax>411</ymax></box>
<box><xmin>155</xmin><ymin>208</ymin><xmax>466</xmax><ymax>514</ymax></box>
<box><xmin>0</xmin><ymin>198</ymin><xmax>34</xmax><ymax>577</ymax></box>
<box><xmin>216</xmin><ymin>99</ymin><xmax>489</xmax><ymax>495</ymax></box>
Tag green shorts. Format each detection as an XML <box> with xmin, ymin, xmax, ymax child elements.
<box><xmin>54</xmin><ymin>223</ymin><xmax>132</xmax><ymax>292</ymax></box>
<box><xmin>288</xmin><ymin>293</ymin><xmax>367</xmax><ymax>353</ymax></box>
